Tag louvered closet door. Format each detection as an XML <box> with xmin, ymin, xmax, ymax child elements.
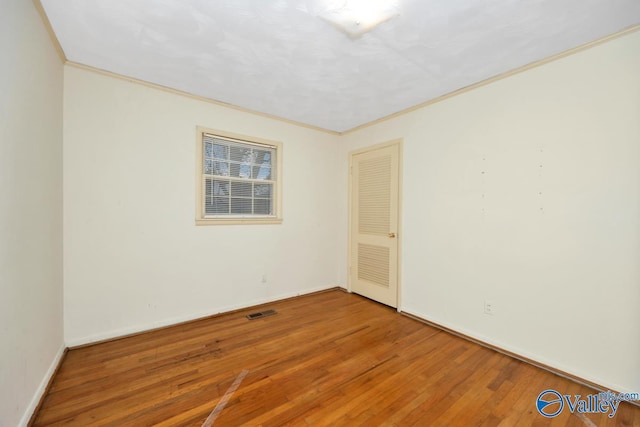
<box><xmin>350</xmin><ymin>142</ymin><xmax>400</xmax><ymax>308</ymax></box>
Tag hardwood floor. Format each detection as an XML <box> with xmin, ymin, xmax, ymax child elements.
<box><xmin>33</xmin><ymin>290</ymin><xmax>639</xmax><ymax>426</ymax></box>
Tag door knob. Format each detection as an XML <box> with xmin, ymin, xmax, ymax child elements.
<box><xmin>388</xmin><ymin>232</ymin><xmax>396</xmax><ymax>238</ymax></box>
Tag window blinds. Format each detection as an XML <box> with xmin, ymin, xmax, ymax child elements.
<box><xmin>202</xmin><ymin>134</ymin><xmax>276</xmax><ymax>217</ymax></box>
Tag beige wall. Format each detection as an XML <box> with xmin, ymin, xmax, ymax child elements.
<box><xmin>63</xmin><ymin>66</ymin><xmax>342</xmax><ymax>345</ymax></box>
<box><xmin>0</xmin><ymin>1</ymin><xmax>64</xmax><ymax>426</ymax></box>
<box><xmin>339</xmin><ymin>30</ymin><xmax>640</xmax><ymax>393</ymax></box>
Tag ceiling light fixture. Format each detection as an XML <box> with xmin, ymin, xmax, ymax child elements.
<box><xmin>319</xmin><ymin>0</ymin><xmax>399</xmax><ymax>38</ymax></box>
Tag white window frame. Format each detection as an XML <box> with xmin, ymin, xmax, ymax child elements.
<box><xmin>196</xmin><ymin>127</ymin><xmax>282</xmax><ymax>225</ymax></box>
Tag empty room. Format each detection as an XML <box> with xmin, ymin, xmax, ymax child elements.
<box><xmin>2</xmin><ymin>0</ymin><xmax>639</xmax><ymax>425</ymax></box>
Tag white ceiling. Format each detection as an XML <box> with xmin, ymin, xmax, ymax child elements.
<box><xmin>41</xmin><ymin>0</ymin><xmax>640</xmax><ymax>133</ymax></box>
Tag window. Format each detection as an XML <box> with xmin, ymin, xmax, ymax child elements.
<box><xmin>196</xmin><ymin>127</ymin><xmax>282</xmax><ymax>225</ymax></box>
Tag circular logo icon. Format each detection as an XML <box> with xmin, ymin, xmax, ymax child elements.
<box><xmin>536</xmin><ymin>389</ymin><xmax>564</xmax><ymax>418</ymax></box>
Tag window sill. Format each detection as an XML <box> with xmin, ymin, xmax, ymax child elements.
<box><xmin>196</xmin><ymin>217</ymin><xmax>283</xmax><ymax>226</ymax></box>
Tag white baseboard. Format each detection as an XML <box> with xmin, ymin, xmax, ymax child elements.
<box><xmin>66</xmin><ymin>285</ymin><xmax>339</xmax><ymax>348</ymax></box>
<box><xmin>401</xmin><ymin>307</ymin><xmax>632</xmax><ymax>395</ymax></box>
<box><xmin>18</xmin><ymin>344</ymin><xmax>66</xmax><ymax>427</ymax></box>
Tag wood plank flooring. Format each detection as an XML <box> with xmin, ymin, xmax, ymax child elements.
<box><xmin>33</xmin><ymin>290</ymin><xmax>639</xmax><ymax>426</ymax></box>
